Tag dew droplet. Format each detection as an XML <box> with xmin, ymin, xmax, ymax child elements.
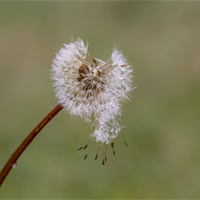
<box><xmin>12</xmin><ymin>163</ymin><xmax>17</xmax><ymax>168</ymax></box>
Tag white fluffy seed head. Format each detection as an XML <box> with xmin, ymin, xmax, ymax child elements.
<box><xmin>51</xmin><ymin>38</ymin><xmax>134</xmax><ymax>144</ymax></box>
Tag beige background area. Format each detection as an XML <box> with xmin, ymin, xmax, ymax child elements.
<box><xmin>0</xmin><ymin>1</ymin><xmax>200</xmax><ymax>198</ymax></box>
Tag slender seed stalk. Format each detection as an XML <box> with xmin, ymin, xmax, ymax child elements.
<box><xmin>0</xmin><ymin>104</ymin><xmax>63</xmax><ymax>187</ymax></box>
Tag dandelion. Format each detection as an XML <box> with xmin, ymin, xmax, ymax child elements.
<box><xmin>51</xmin><ymin>38</ymin><xmax>135</xmax><ymax>161</ymax></box>
<box><xmin>0</xmin><ymin>38</ymin><xmax>136</xmax><ymax>187</ymax></box>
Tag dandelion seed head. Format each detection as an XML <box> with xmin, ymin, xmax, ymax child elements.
<box><xmin>51</xmin><ymin>38</ymin><xmax>135</xmax><ymax>144</ymax></box>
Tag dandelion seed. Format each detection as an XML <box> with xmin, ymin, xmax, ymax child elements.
<box><xmin>95</xmin><ymin>144</ymin><xmax>101</xmax><ymax>160</ymax></box>
<box><xmin>122</xmin><ymin>134</ymin><xmax>128</xmax><ymax>147</ymax></box>
<box><xmin>77</xmin><ymin>147</ymin><xmax>83</xmax><ymax>150</ymax></box>
<box><xmin>111</xmin><ymin>142</ymin><xmax>116</xmax><ymax>155</ymax></box>
<box><xmin>51</xmin><ymin>37</ymin><xmax>135</xmax><ymax>160</ymax></box>
<box><xmin>83</xmin><ymin>144</ymin><xmax>88</xmax><ymax>149</ymax></box>
<box><xmin>84</xmin><ymin>154</ymin><xmax>88</xmax><ymax>160</ymax></box>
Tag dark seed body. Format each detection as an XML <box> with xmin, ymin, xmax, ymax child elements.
<box><xmin>77</xmin><ymin>63</ymin><xmax>106</xmax><ymax>97</ymax></box>
<box><xmin>124</xmin><ymin>142</ymin><xmax>128</xmax><ymax>147</ymax></box>
<box><xmin>84</xmin><ymin>154</ymin><xmax>88</xmax><ymax>160</ymax></box>
<box><xmin>93</xmin><ymin>59</ymin><xmax>98</xmax><ymax>65</ymax></box>
<box><xmin>79</xmin><ymin>64</ymin><xmax>89</xmax><ymax>74</ymax></box>
<box><xmin>83</xmin><ymin>144</ymin><xmax>88</xmax><ymax>149</ymax></box>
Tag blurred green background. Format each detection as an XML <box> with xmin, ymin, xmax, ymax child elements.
<box><xmin>0</xmin><ymin>1</ymin><xmax>200</xmax><ymax>199</ymax></box>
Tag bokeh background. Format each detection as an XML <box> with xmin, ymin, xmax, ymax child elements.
<box><xmin>0</xmin><ymin>1</ymin><xmax>200</xmax><ymax>199</ymax></box>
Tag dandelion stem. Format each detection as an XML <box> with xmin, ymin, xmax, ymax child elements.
<box><xmin>0</xmin><ymin>103</ymin><xmax>63</xmax><ymax>187</ymax></box>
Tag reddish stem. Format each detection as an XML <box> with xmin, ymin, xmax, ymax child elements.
<box><xmin>0</xmin><ymin>104</ymin><xmax>63</xmax><ymax>187</ymax></box>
